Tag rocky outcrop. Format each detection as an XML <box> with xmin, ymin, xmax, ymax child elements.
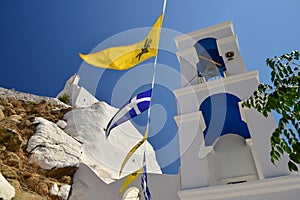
<box><xmin>1</xmin><ymin>85</ymin><xmax>162</xmax><ymax>199</ymax></box>
<box><xmin>27</xmin><ymin>117</ymin><xmax>82</xmax><ymax>170</ymax></box>
<box><xmin>50</xmin><ymin>183</ymin><xmax>71</xmax><ymax>200</ymax></box>
<box><xmin>0</xmin><ymin>87</ymin><xmax>70</xmax><ymax>108</ymax></box>
<box><xmin>0</xmin><ymin>88</ymin><xmax>73</xmax><ymax>199</ymax></box>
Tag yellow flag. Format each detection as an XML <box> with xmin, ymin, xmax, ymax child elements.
<box><xmin>79</xmin><ymin>13</ymin><xmax>164</xmax><ymax>70</ymax></box>
<box><xmin>119</xmin><ymin>168</ymin><xmax>143</xmax><ymax>195</ymax></box>
<box><xmin>119</xmin><ymin>126</ymin><xmax>149</xmax><ymax>177</ymax></box>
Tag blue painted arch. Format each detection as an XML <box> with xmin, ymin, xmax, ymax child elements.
<box><xmin>195</xmin><ymin>38</ymin><xmax>226</xmax><ymax>81</ymax></box>
<box><xmin>199</xmin><ymin>93</ymin><xmax>251</xmax><ymax>146</ymax></box>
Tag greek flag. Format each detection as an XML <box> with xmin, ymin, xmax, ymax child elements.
<box><xmin>141</xmin><ymin>152</ymin><xmax>151</xmax><ymax>200</ymax></box>
<box><xmin>105</xmin><ymin>89</ymin><xmax>152</xmax><ymax>137</ymax></box>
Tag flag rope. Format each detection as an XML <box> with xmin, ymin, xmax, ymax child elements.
<box><xmin>143</xmin><ymin>0</ymin><xmax>167</xmax><ymax>152</ymax></box>
<box><xmin>145</xmin><ymin>0</ymin><xmax>167</xmax><ymax>138</ymax></box>
<box><xmin>119</xmin><ymin>0</ymin><xmax>167</xmax><ymax>178</ymax></box>
<box><xmin>140</xmin><ymin>0</ymin><xmax>167</xmax><ymax>157</ymax></box>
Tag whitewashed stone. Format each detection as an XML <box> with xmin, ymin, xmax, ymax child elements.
<box><xmin>27</xmin><ymin>117</ymin><xmax>82</xmax><ymax>169</ymax></box>
<box><xmin>56</xmin><ymin>120</ymin><xmax>67</xmax><ymax>129</ymax></box>
<box><xmin>50</xmin><ymin>183</ymin><xmax>71</xmax><ymax>200</ymax></box>
<box><xmin>58</xmin><ymin>185</ymin><xmax>71</xmax><ymax>200</ymax></box>
<box><xmin>0</xmin><ymin>173</ymin><xmax>15</xmax><ymax>200</ymax></box>
<box><xmin>64</xmin><ymin>101</ymin><xmax>161</xmax><ymax>183</ymax></box>
<box><xmin>56</xmin><ymin>74</ymin><xmax>98</xmax><ymax>108</ymax></box>
<box><xmin>50</xmin><ymin>183</ymin><xmax>59</xmax><ymax>196</ymax></box>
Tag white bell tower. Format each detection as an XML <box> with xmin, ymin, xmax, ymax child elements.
<box><xmin>173</xmin><ymin>21</ymin><xmax>300</xmax><ymax>199</ymax></box>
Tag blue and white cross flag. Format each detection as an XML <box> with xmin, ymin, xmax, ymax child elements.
<box><xmin>141</xmin><ymin>152</ymin><xmax>151</xmax><ymax>200</ymax></box>
<box><xmin>105</xmin><ymin>89</ymin><xmax>152</xmax><ymax>138</ymax></box>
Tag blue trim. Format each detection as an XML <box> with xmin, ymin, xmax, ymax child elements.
<box><xmin>137</xmin><ymin>88</ymin><xmax>152</xmax><ymax>99</ymax></box>
<box><xmin>199</xmin><ymin>93</ymin><xmax>251</xmax><ymax>146</ymax></box>
<box><xmin>195</xmin><ymin>38</ymin><xmax>226</xmax><ymax>80</ymax></box>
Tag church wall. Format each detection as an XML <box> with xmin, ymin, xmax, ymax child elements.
<box><xmin>70</xmin><ymin>163</ymin><xmax>180</xmax><ymax>200</ymax></box>
<box><xmin>73</xmin><ymin>86</ymin><xmax>98</xmax><ymax>108</ymax></box>
<box><xmin>178</xmin><ymin>174</ymin><xmax>300</xmax><ymax>200</ymax></box>
<box><xmin>174</xmin><ymin>111</ymin><xmax>209</xmax><ymax>189</ymax></box>
<box><xmin>241</xmin><ymin>108</ymin><xmax>290</xmax><ymax>178</ymax></box>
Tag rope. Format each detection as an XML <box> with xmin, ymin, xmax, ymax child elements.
<box><xmin>145</xmin><ymin>0</ymin><xmax>167</xmax><ymax>137</ymax></box>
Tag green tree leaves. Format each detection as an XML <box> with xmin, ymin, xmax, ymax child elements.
<box><xmin>242</xmin><ymin>51</ymin><xmax>300</xmax><ymax>171</ymax></box>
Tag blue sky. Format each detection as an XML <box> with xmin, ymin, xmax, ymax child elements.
<box><xmin>1</xmin><ymin>0</ymin><xmax>300</xmax><ymax>174</ymax></box>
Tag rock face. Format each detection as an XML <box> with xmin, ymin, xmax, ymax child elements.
<box><xmin>58</xmin><ymin>185</ymin><xmax>71</xmax><ymax>200</ymax></box>
<box><xmin>0</xmin><ymin>87</ymin><xmax>70</xmax><ymax>108</ymax></box>
<box><xmin>1</xmin><ymin>85</ymin><xmax>161</xmax><ymax>199</ymax></box>
<box><xmin>0</xmin><ymin>173</ymin><xmax>15</xmax><ymax>200</ymax></box>
<box><xmin>50</xmin><ymin>183</ymin><xmax>71</xmax><ymax>200</ymax></box>
<box><xmin>0</xmin><ymin>88</ymin><xmax>73</xmax><ymax>199</ymax></box>
<box><xmin>26</xmin><ymin>101</ymin><xmax>161</xmax><ymax>184</ymax></box>
<box><xmin>64</xmin><ymin>101</ymin><xmax>161</xmax><ymax>183</ymax></box>
<box><xmin>27</xmin><ymin>117</ymin><xmax>83</xmax><ymax>170</ymax></box>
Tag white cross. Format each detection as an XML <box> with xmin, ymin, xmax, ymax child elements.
<box><xmin>128</xmin><ymin>96</ymin><xmax>151</xmax><ymax>115</ymax></box>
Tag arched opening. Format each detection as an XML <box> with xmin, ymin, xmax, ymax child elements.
<box><xmin>195</xmin><ymin>38</ymin><xmax>226</xmax><ymax>81</ymax></box>
<box><xmin>208</xmin><ymin>134</ymin><xmax>258</xmax><ymax>185</ymax></box>
<box><xmin>199</xmin><ymin>93</ymin><xmax>251</xmax><ymax>146</ymax></box>
<box><xmin>199</xmin><ymin>93</ymin><xmax>258</xmax><ymax>185</ymax></box>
